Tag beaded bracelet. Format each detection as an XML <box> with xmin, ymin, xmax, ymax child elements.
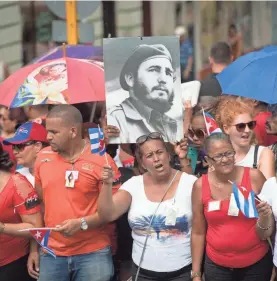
<box><xmin>257</xmin><ymin>219</ymin><xmax>272</xmax><ymax>230</ymax></box>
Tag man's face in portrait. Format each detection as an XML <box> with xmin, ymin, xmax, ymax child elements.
<box><xmin>132</xmin><ymin>57</ymin><xmax>175</xmax><ymax>113</ymax></box>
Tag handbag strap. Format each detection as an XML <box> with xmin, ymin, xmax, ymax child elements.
<box><xmin>133</xmin><ymin>170</ymin><xmax>180</xmax><ymax>281</ymax></box>
<box><xmin>253</xmin><ymin>145</ymin><xmax>259</xmax><ymax>169</ymax></box>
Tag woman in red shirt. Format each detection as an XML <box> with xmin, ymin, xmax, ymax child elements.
<box><xmin>191</xmin><ymin>133</ymin><xmax>273</xmax><ymax>281</ymax></box>
<box><xmin>0</xmin><ymin>143</ymin><xmax>43</xmax><ymax>281</ymax></box>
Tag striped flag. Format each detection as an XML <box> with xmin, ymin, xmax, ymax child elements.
<box><xmin>29</xmin><ymin>229</ymin><xmax>56</xmax><ymax>258</ymax></box>
<box><xmin>202</xmin><ymin>109</ymin><xmax>222</xmax><ymax>135</ymax></box>
<box><xmin>88</xmin><ymin>127</ymin><xmax>106</xmax><ymax>156</ymax></box>
<box><xmin>232</xmin><ymin>183</ymin><xmax>258</xmax><ymax>218</ymax></box>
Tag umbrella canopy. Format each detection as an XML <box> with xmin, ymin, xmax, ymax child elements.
<box><xmin>216</xmin><ymin>46</ymin><xmax>277</xmax><ymax>104</ymax></box>
<box><xmin>33</xmin><ymin>45</ymin><xmax>103</xmax><ymax>63</ymax></box>
<box><xmin>0</xmin><ymin>58</ymin><xmax>105</xmax><ymax>108</ymax></box>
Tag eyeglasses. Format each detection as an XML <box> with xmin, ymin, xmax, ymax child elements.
<box><xmin>207</xmin><ymin>150</ymin><xmax>235</xmax><ymax>162</ymax></box>
<box><xmin>136</xmin><ymin>132</ymin><xmax>164</xmax><ymax>145</ymax></box>
<box><xmin>188</xmin><ymin>128</ymin><xmax>206</xmax><ymax>140</ymax></box>
<box><xmin>12</xmin><ymin>141</ymin><xmax>36</xmax><ymax>152</ymax></box>
<box><xmin>232</xmin><ymin>121</ymin><xmax>257</xmax><ymax>132</ymax></box>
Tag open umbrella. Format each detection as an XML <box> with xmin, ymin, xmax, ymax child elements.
<box><xmin>216</xmin><ymin>46</ymin><xmax>277</xmax><ymax>104</ymax></box>
<box><xmin>0</xmin><ymin>58</ymin><xmax>105</xmax><ymax>108</ymax></box>
<box><xmin>33</xmin><ymin>45</ymin><xmax>103</xmax><ymax>63</ymax></box>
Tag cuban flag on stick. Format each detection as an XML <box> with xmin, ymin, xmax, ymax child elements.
<box><xmin>88</xmin><ymin>126</ymin><xmax>109</xmax><ymax>165</ymax></box>
<box><xmin>230</xmin><ymin>181</ymin><xmax>259</xmax><ymax>218</ymax></box>
<box><xmin>19</xmin><ymin>228</ymin><xmax>56</xmax><ymax>258</ymax></box>
<box><xmin>202</xmin><ymin>108</ymin><xmax>222</xmax><ymax>135</ymax></box>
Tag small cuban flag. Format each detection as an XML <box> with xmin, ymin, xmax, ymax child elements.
<box><xmin>29</xmin><ymin>228</ymin><xmax>56</xmax><ymax>258</ymax></box>
<box><xmin>88</xmin><ymin>127</ymin><xmax>106</xmax><ymax>156</ymax></box>
<box><xmin>232</xmin><ymin>182</ymin><xmax>258</xmax><ymax>218</ymax></box>
<box><xmin>202</xmin><ymin>109</ymin><xmax>222</xmax><ymax>135</ymax></box>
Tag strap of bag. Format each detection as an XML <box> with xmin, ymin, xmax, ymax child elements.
<box><xmin>133</xmin><ymin>170</ymin><xmax>180</xmax><ymax>281</ymax></box>
<box><xmin>253</xmin><ymin>145</ymin><xmax>259</xmax><ymax>169</ymax></box>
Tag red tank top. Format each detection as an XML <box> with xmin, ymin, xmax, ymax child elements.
<box><xmin>202</xmin><ymin>167</ymin><xmax>268</xmax><ymax>268</ymax></box>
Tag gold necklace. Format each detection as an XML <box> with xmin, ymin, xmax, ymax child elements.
<box><xmin>68</xmin><ymin>140</ymin><xmax>87</xmax><ymax>168</ymax></box>
<box><xmin>211</xmin><ymin>179</ymin><xmax>233</xmax><ymax>200</ymax></box>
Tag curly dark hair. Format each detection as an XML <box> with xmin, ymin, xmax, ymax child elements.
<box><xmin>0</xmin><ymin>143</ymin><xmax>14</xmax><ymax>171</ymax></box>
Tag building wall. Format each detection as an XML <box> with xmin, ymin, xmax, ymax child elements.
<box><xmin>0</xmin><ymin>1</ymin><xmax>22</xmax><ymax>73</ymax></box>
<box><xmin>82</xmin><ymin>2</ymin><xmax>103</xmax><ymax>46</ymax></box>
<box><xmin>150</xmin><ymin>1</ymin><xmax>175</xmax><ymax>36</ymax></box>
<box><xmin>115</xmin><ymin>1</ymin><xmax>143</xmax><ymax>37</ymax></box>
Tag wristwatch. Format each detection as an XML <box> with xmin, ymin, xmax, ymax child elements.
<box><xmin>191</xmin><ymin>271</ymin><xmax>201</xmax><ymax>279</ymax></box>
<box><xmin>80</xmin><ymin>218</ymin><xmax>88</xmax><ymax>231</ymax></box>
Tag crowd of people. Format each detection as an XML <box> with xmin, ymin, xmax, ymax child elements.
<box><xmin>0</xmin><ymin>37</ymin><xmax>277</xmax><ymax>281</ymax></box>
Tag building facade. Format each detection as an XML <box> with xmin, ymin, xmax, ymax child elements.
<box><xmin>0</xmin><ymin>1</ymin><xmax>274</xmax><ymax>75</ymax></box>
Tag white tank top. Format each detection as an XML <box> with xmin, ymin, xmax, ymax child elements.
<box><xmin>120</xmin><ymin>172</ymin><xmax>197</xmax><ymax>272</ymax></box>
<box><xmin>236</xmin><ymin>145</ymin><xmax>265</xmax><ymax>168</ymax></box>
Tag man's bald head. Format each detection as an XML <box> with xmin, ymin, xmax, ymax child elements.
<box><xmin>47</xmin><ymin>105</ymin><xmax>83</xmax><ymax>127</ymax></box>
<box><xmin>46</xmin><ymin>105</ymin><xmax>84</xmax><ymax>153</ymax></box>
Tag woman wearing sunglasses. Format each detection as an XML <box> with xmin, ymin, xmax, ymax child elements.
<box><xmin>98</xmin><ymin>132</ymin><xmax>197</xmax><ymax>281</ymax></box>
<box><xmin>3</xmin><ymin>122</ymin><xmax>48</xmax><ymax>279</ymax></box>
<box><xmin>215</xmin><ymin>98</ymin><xmax>275</xmax><ymax>179</ymax></box>
<box><xmin>0</xmin><ymin>142</ymin><xmax>43</xmax><ymax>281</ymax></box>
<box><xmin>191</xmin><ymin>133</ymin><xmax>273</xmax><ymax>281</ymax></box>
<box><xmin>3</xmin><ymin>122</ymin><xmax>48</xmax><ymax>186</ymax></box>
<box><xmin>187</xmin><ymin>111</ymin><xmax>209</xmax><ymax>177</ymax></box>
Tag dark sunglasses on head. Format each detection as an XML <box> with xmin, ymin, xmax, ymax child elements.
<box><xmin>12</xmin><ymin>141</ymin><xmax>36</xmax><ymax>152</ymax></box>
<box><xmin>136</xmin><ymin>132</ymin><xmax>164</xmax><ymax>145</ymax></box>
<box><xmin>188</xmin><ymin>128</ymin><xmax>206</xmax><ymax>140</ymax></box>
<box><xmin>232</xmin><ymin>121</ymin><xmax>257</xmax><ymax>132</ymax></box>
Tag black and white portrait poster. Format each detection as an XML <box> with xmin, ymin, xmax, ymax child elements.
<box><xmin>103</xmin><ymin>36</ymin><xmax>183</xmax><ymax>144</ymax></box>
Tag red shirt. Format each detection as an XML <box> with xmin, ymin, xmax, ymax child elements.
<box><xmin>202</xmin><ymin>168</ymin><xmax>268</xmax><ymax>268</ymax></box>
<box><xmin>254</xmin><ymin>112</ymin><xmax>277</xmax><ymax>146</ymax></box>
<box><xmin>0</xmin><ymin>174</ymin><xmax>40</xmax><ymax>266</ymax></box>
<box><xmin>35</xmin><ymin>145</ymin><xmax>120</xmax><ymax>256</ymax></box>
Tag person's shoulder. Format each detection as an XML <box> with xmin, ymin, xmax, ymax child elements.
<box><xmin>108</xmin><ymin>104</ymin><xmax>124</xmax><ymax>115</ymax></box>
<box><xmin>199</xmin><ymin>74</ymin><xmax>221</xmax><ymax>97</ymax></box>
<box><xmin>181</xmin><ymin>172</ymin><xmax>197</xmax><ymax>183</ymax></box>
<box><xmin>201</xmin><ymin>74</ymin><xmax>219</xmax><ymax>86</ymax></box>
<box><xmin>180</xmin><ymin>172</ymin><xmax>198</xmax><ymax>194</ymax></box>
<box><xmin>249</xmin><ymin>167</ymin><xmax>266</xmax><ymax>192</ymax></box>
<box><xmin>108</xmin><ymin>99</ymin><xmax>131</xmax><ymax>116</ymax></box>
<box><xmin>82</xmin><ymin>149</ymin><xmax>118</xmax><ymax>171</ymax></box>
<box><xmin>120</xmin><ymin>174</ymin><xmax>143</xmax><ymax>189</ymax></box>
<box><xmin>36</xmin><ymin>146</ymin><xmax>58</xmax><ymax>163</ymax></box>
<box><xmin>193</xmin><ymin>176</ymin><xmax>203</xmax><ymax>189</ymax></box>
<box><xmin>11</xmin><ymin>172</ymin><xmax>32</xmax><ymax>188</ymax></box>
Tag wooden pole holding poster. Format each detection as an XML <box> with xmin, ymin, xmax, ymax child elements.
<box><xmin>65</xmin><ymin>0</ymin><xmax>78</xmax><ymax>45</ymax></box>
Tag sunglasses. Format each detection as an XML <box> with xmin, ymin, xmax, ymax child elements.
<box><xmin>232</xmin><ymin>121</ymin><xmax>257</xmax><ymax>132</ymax></box>
<box><xmin>136</xmin><ymin>132</ymin><xmax>164</xmax><ymax>145</ymax></box>
<box><xmin>188</xmin><ymin>128</ymin><xmax>206</xmax><ymax>140</ymax></box>
<box><xmin>207</xmin><ymin>150</ymin><xmax>236</xmax><ymax>162</ymax></box>
<box><xmin>12</xmin><ymin>141</ymin><xmax>36</xmax><ymax>152</ymax></box>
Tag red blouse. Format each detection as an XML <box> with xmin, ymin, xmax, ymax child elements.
<box><xmin>0</xmin><ymin>174</ymin><xmax>40</xmax><ymax>266</ymax></box>
<box><xmin>202</xmin><ymin>167</ymin><xmax>268</xmax><ymax>268</ymax></box>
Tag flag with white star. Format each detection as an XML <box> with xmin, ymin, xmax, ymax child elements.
<box><xmin>203</xmin><ymin>111</ymin><xmax>222</xmax><ymax>135</ymax></box>
<box><xmin>29</xmin><ymin>229</ymin><xmax>56</xmax><ymax>258</ymax></box>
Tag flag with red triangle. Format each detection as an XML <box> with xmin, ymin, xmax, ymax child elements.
<box><xmin>29</xmin><ymin>229</ymin><xmax>56</xmax><ymax>258</ymax></box>
<box><xmin>203</xmin><ymin>110</ymin><xmax>222</xmax><ymax>135</ymax></box>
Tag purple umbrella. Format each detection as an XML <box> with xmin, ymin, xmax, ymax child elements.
<box><xmin>33</xmin><ymin>45</ymin><xmax>103</xmax><ymax>63</ymax></box>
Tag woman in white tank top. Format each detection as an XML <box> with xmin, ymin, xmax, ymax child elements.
<box><xmin>98</xmin><ymin>132</ymin><xmax>197</xmax><ymax>281</ymax></box>
<box><xmin>215</xmin><ymin>98</ymin><xmax>275</xmax><ymax>179</ymax></box>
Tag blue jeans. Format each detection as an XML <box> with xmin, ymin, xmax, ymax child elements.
<box><xmin>38</xmin><ymin>246</ymin><xmax>114</xmax><ymax>281</ymax></box>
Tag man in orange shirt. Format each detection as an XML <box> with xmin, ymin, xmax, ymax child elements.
<box><xmin>32</xmin><ymin>105</ymin><xmax>120</xmax><ymax>281</ymax></box>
